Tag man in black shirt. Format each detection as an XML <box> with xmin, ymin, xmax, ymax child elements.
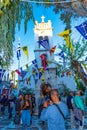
<box><xmin>67</xmin><ymin>92</ymin><xmax>75</xmax><ymax>129</ymax></box>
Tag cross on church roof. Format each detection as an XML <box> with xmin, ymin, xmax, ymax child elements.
<box><xmin>41</xmin><ymin>16</ymin><xmax>45</xmax><ymax>22</ymax></box>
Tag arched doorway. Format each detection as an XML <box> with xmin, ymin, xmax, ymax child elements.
<box><xmin>40</xmin><ymin>82</ymin><xmax>52</xmax><ymax>96</ymax></box>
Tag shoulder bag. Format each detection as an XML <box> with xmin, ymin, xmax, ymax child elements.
<box><xmin>53</xmin><ymin>103</ymin><xmax>65</xmax><ymax>120</ymax></box>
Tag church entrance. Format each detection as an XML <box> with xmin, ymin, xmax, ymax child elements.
<box><xmin>40</xmin><ymin>82</ymin><xmax>52</xmax><ymax>96</ymax></box>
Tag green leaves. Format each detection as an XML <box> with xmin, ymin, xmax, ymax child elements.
<box><xmin>0</xmin><ymin>0</ymin><xmax>34</xmax><ymax>68</ymax></box>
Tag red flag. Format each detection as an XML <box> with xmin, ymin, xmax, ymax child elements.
<box><xmin>40</xmin><ymin>54</ymin><xmax>45</xmax><ymax>60</ymax></box>
<box><xmin>40</xmin><ymin>54</ymin><xmax>47</xmax><ymax>70</ymax></box>
<box><xmin>50</xmin><ymin>46</ymin><xmax>56</xmax><ymax>55</ymax></box>
<box><xmin>15</xmin><ymin>69</ymin><xmax>22</xmax><ymax>77</ymax></box>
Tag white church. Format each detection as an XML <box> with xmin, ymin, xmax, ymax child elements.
<box><xmin>17</xmin><ymin>16</ymin><xmax>76</xmax><ymax>111</ymax></box>
<box><xmin>11</xmin><ymin>15</ymin><xmax>78</xmax><ymax>114</ymax></box>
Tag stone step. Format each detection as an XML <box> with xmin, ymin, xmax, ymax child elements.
<box><xmin>0</xmin><ymin>115</ymin><xmax>87</xmax><ymax>130</ymax></box>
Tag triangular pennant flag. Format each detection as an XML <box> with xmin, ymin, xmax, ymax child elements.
<box><xmin>75</xmin><ymin>21</ymin><xmax>87</xmax><ymax>39</ymax></box>
<box><xmin>85</xmin><ymin>57</ymin><xmax>87</xmax><ymax>61</ymax></box>
<box><xmin>70</xmin><ymin>42</ymin><xmax>74</xmax><ymax>53</ymax></box>
<box><xmin>0</xmin><ymin>69</ymin><xmax>2</xmax><ymax>80</ymax></box>
<box><xmin>40</xmin><ymin>54</ymin><xmax>47</xmax><ymax>70</ymax></box>
<box><xmin>32</xmin><ymin>68</ymin><xmax>37</xmax><ymax>75</ymax></box>
<box><xmin>58</xmin><ymin>30</ymin><xmax>70</xmax><ymax>37</ymax></box>
<box><xmin>40</xmin><ymin>54</ymin><xmax>46</xmax><ymax>60</ymax></box>
<box><xmin>82</xmin><ymin>64</ymin><xmax>87</xmax><ymax>73</ymax></box>
<box><xmin>2</xmin><ymin>70</ymin><xmax>6</xmax><ymax>78</ymax></box>
<box><xmin>39</xmin><ymin>68</ymin><xmax>44</xmax><ymax>74</ymax></box>
<box><xmin>50</xmin><ymin>46</ymin><xmax>56</xmax><ymax>55</ymax></box>
<box><xmin>26</xmin><ymin>64</ymin><xmax>30</xmax><ymax>71</ymax></box>
<box><xmin>21</xmin><ymin>46</ymin><xmax>29</xmax><ymax>59</ymax></box>
<box><xmin>38</xmin><ymin>39</ymin><xmax>50</xmax><ymax>51</ymax></box>
<box><xmin>0</xmin><ymin>69</ymin><xmax>6</xmax><ymax>80</ymax></box>
<box><xmin>11</xmin><ymin>71</ymin><xmax>15</xmax><ymax>79</ymax></box>
<box><xmin>21</xmin><ymin>70</ymin><xmax>27</xmax><ymax>78</ymax></box>
<box><xmin>15</xmin><ymin>69</ymin><xmax>22</xmax><ymax>77</ymax></box>
<box><xmin>17</xmin><ymin>39</ymin><xmax>21</xmax><ymax>60</ymax></box>
<box><xmin>58</xmin><ymin>30</ymin><xmax>71</xmax><ymax>48</ymax></box>
<box><xmin>58</xmin><ymin>51</ymin><xmax>65</xmax><ymax>59</ymax></box>
<box><xmin>39</xmin><ymin>71</ymin><xmax>43</xmax><ymax>79</ymax></box>
<box><xmin>32</xmin><ymin>59</ymin><xmax>38</xmax><ymax>69</ymax></box>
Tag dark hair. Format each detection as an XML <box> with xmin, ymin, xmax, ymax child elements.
<box><xmin>50</xmin><ymin>89</ymin><xmax>59</xmax><ymax>97</ymax></box>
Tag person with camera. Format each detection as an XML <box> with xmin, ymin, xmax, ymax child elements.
<box><xmin>40</xmin><ymin>89</ymin><xmax>68</xmax><ymax>130</ymax></box>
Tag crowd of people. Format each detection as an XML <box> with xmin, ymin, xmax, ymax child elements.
<box><xmin>39</xmin><ymin>89</ymin><xmax>86</xmax><ymax>130</ymax></box>
<box><xmin>0</xmin><ymin>93</ymin><xmax>36</xmax><ymax>130</ymax></box>
<box><xmin>0</xmin><ymin>89</ymin><xmax>86</xmax><ymax>130</ymax></box>
<box><xmin>66</xmin><ymin>90</ymin><xmax>85</xmax><ymax>130</ymax></box>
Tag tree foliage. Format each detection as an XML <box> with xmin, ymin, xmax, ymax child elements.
<box><xmin>75</xmin><ymin>76</ymin><xmax>86</xmax><ymax>92</ymax></box>
<box><xmin>58</xmin><ymin>38</ymin><xmax>87</xmax><ymax>66</ymax></box>
<box><xmin>57</xmin><ymin>38</ymin><xmax>87</xmax><ymax>87</ymax></box>
<box><xmin>0</xmin><ymin>0</ymin><xmax>34</xmax><ymax>68</ymax></box>
<box><xmin>0</xmin><ymin>0</ymin><xmax>86</xmax><ymax>68</ymax></box>
<box><xmin>41</xmin><ymin>0</ymin><xmax>84</xmax><ymax>29</ymax></box>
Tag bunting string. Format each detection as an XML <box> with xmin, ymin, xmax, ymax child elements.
<box><xmin>21</xmin><ymin>0</ymin><xmax>78</xmax><ymax>4</ymax></box>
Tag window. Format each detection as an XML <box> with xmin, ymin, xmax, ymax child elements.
<box><xmin>38</xmin><ymin>36</ymin><xmax>43</xmax><ymax>48</ymax></box>
<box><xmin>44</xmin><ymin>36</ymin><xmax>49</xmax><ymax>41</ymax></box>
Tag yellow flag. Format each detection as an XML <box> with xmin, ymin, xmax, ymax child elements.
<box><xmin>70</xmin><ymin>42</ymin><xmax>74</xmax><ymax>53</ymax></box>
<box><xmin>40</xmin><ymin>68</ymin><xmax>44</xmax><ymax>74</ymax></box>
<box><xmin>11</xmin><ymin>71</ymin><xmax>15</xmax><ymax>79</ymax></box>
<box><xmin>82</xmin><ymin>64</ymin><xmax>87</xmax><ymax>73</ymax></box>
<box><xmin>21</xmin><ymin>46</ymin><xmax>29</xmax><ymax>59</ymax></box>
<box><xmin>58</xmin><ymin>30</ymin><xmax>71</xmax><ymax>48</ymax></box>
<box><xmin>58</xmin><ymin>30</ymin><xmax>70</xmax><ymax>37</ymax></box>
<box><xmin>26</xmin><ymin>64</ymin><xmax>29</xmax><ymax>71</ymax></box>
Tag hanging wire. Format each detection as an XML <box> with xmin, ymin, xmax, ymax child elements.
<box><xmin>21</xmin><ymin>0</ymin><xmax>78</xmax><ymax>4</ymax></box>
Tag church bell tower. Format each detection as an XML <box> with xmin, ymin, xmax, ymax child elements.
<box><xmin>33</xmin><ymin>16</ymin><xmax>57</xmax><ymax>88</ymax></box>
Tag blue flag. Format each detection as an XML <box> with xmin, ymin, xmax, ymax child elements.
<box><xmin>85</xmin><ymin>57</ymin><xmax>87</xmax><ymax>61</ymax></box>
<box><xmin>39</xmin><ymin>71</ymin><xmax>42</xmax><ymax>79</ymax></box>
<box><xmin>21</xmin><ymin>70</ymin><xmax>27</xmax><ymax>78</ymax></box>
<box><xmin>75</xmin><ymin>21</ymin><xmax>87</xmax><ymax>39</ymax></box>
<box><xmin>58</xmin><ymin>51</ymin><xmax>65</xmax><ymax>59</ymax></box>
<box><xmin>32</xmin><ymin>59</ymin><xmax>38</xmax><ymax>69</ymax></box>
<box><xmin>17</xmin><ymin>42</ymin><xmax>21</xmax><ymax>60</ymax></box>
<box><xmin>38</xmin><ymin>39</ymin><xmax>50</xmax><ymax>50</ymax></box>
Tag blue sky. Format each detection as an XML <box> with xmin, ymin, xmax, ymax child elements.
<box><xmin>10</xmin><ymin>3</ymin><xmax>86</xmax><ymax>72</ymax></box>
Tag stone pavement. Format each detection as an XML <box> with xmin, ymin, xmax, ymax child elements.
<box><xmin>0</xmin><ymin>110</ymin><xmax>87</xmax><ymax>130</ymax></box>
